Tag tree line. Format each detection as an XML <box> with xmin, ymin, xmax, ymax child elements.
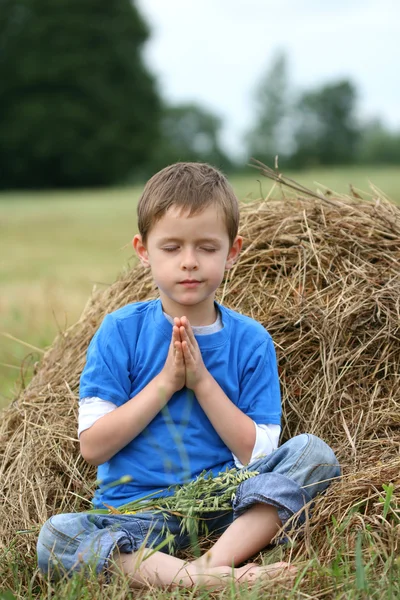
<box><xmin>245</xmin><ymin>52</ymin><xmax>400</xmax><ymax>170</ymax></box>
<box><xmin>0</xmin><ymin>1</ymin><xmax>398</xmax><ymax>189</ymax></box>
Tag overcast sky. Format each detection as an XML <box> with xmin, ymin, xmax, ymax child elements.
<box><xmin>137</xmin><ymin>0</ymin><xmax>399</xmax><ymax>156</ymax></box>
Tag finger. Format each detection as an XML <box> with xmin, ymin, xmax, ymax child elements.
<box><xmin>182</xmin><ymin>327</ymin><xmax>197</xmax><ymax>359</ymax></box>
<box><xmin>182</xmin><ymin>316</ymin><xmax>194</xmax><ymax>336</ymax></box>
<box><xmin>174</xmin><ymin>341</ymin><xmax>183</xmax><ymax>362</ymax></box>
<box><xmin>182</xmin><ymin>340</ymin><xmax>193</xmax><ymax>362</ymax></box>
<box><xmin>179</xmin><ymin>325</ymin><xmax>192</xmax><ymax>348</ymax></box>
<box><xmin>182</xmin><ymin>320</ymin><xmax>197</xmax><ymax>348</ymax></box>
<box><xmin>173</xmin><ymin>325</ymin><xmax>181</xmax><ymax>343</ymax></box>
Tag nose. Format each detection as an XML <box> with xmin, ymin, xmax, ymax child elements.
<box><xmin>180</xmin><ymin>247</ymin><xmax>198</xmax><ymax>270</ymax></box>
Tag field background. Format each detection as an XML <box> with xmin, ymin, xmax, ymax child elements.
<box><xmin>1</xmin><ymin>165</ymin><xmax>400</xmax><ymax>408</ymax></box>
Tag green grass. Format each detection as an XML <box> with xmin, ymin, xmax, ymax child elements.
<box><xmin>1</xmin><ymin>527</ymin><xmax>399</xmax><ymax>599</ymax></box>
<box><xmin>1</xmin><ymin>165</ymin><xmax>399</xmax><ymax>406</ymax></box>
<box><xmin>1</xmin><ymin>473</ymin><xmax>399</xmax><ymax>598</ymax></box>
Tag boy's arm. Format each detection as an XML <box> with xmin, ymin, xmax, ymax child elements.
<box><xmin>231</xmin><ymin>423</ymin><xmax>280</xmax><ymax>467</ymax></box>
<box><xmin>80</xmin><ymin>373</ymin><xmax>172</xmax><ymax>465</ymax></box>
<box><xmin>80</xmin><ymin>321</ymin><xmax>185</xmax><ymax>466</ymax></box>
<box><xmin>177</xmin><ymin>317</ymin><xmax>261</xmax><ymax>466</ymax></box>
<box><xmin>192</xmin><ymin>375</ymin><xmax>257</xmax><ymax>466</ymax></box>
<box><xmin>179</xmin><ymin>317</ymin><xmax>280</xmax><ymax>465</ymax></box>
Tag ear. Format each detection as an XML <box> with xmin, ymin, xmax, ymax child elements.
<box><xmin>132</xmin><ymin>234</ymin><xmax>150</xmax><ymax>268</ymax></box>
<box><xmin>225</xmin><ymin>235</ymin><xmax>243</xmax><ymax>269</ymax></box>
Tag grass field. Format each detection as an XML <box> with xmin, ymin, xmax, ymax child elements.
<box><xmin>1</xmin><ymin>165</ymin><xmax>400</xmax><ymax>407</ymax></box>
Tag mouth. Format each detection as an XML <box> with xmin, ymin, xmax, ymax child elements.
<box><xmin>179</xmin><ymin>280</ymin><xmax>202</xmax><ymax>287</ymax></box>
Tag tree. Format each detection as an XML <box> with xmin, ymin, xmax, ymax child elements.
<box><xmin>0</xmin><ymin>0</ymin><xmax>161</xmax><ymax>188</ymax></box>
<box><xmin>357</xmin><ymin>119</ymin><xmax>400</xmax><ymax>165</ymax></box>
<box><xmin>245</xmin><ymin>52</ymin><xmax>291</xmax><ymax>166</ymax></box>
<box><xmin>152</xmin><ymin>103</ymin><xmax>233</xmax><ymax>172</ymax></box>
<box><xmin>291</xmin><ymin>80</ymin><xmax>360</xmax><ymax>167</ymax></box>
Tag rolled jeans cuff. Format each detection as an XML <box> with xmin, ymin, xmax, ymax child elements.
<box><xmin>37</xmin><ymin>514</ymin><xmax>140</xmax><ymax>581</ymax></box>
<box><xmin>232</xmin><ymin>472</ymin><xmax>313</xmax><ymax>526</ymax></box>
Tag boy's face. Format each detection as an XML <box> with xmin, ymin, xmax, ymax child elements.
<box><xmin>133</xmin><ymin>205</ymin><xmax>242</xmax><ymax>319</ymax></box>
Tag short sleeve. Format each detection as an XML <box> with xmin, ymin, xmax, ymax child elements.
<box><xmin>79</xmin><ymin>315</ymin><xmax>131</xmax><ymax>405</ymax></box>
<box><xmin>238</xmin><ymin>336</ymin><xmax>281</xmax><ymax>425</ymax></box>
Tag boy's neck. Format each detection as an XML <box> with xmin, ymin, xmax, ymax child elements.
<box><xmin>159</xmin><ymin>295</ymin><xmax>218</xmax><ymax>327</ymax></box>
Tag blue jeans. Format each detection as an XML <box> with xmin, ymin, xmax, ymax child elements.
<box><xmin>37</xmin><ymin>434</ymin><xmax>340</xmax><ymax>579</ymax></box>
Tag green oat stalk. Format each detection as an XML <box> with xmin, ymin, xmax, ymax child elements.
<box><xmin>89</xmin><ymin>468</ymin><xmax>259</xmax><ymax>538</ymax></box>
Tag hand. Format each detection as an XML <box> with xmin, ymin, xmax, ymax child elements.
<box><xmin>178</xmin><ymin>316</ymin><xmax>209</xmax><ymax>392</ymax></box>
<box><xmin>159</xmin><ymin>319</ymin><xmax>186</xmax><ymax>395</ymax></box>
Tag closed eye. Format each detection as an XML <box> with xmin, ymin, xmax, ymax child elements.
<box><xmin>201</xmin><ymin>248</ymin><xmax>217</xmax><ymax>253</ymax></box>
<box><xmin>162</xmin><ymin>247</ymin><xmax>179</xmax><ymax>252</ymax></box>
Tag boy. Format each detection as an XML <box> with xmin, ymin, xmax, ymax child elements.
<box><xmin>37</xmin><ymin>162</ymin><xmax>340</xmax><ymax>589</ymax></box>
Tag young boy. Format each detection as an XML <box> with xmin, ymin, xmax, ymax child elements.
<box><xmin>37</xmin><ymin>162</ymin><xmax>340</xmax><ymax>589</ymax></box>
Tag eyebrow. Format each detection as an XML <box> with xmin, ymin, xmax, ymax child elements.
<box><xmin>158</xmin><ymin>237</ymin><xmax>222</xmax><ymax>245</ymax></box>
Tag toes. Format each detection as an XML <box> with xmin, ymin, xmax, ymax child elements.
<box><xmin>236</xmin><ymin>561</ymin><xmax>298</xmax><ymax>585</ymax></box>
<box><xmin>261</xmin><ymin>561</ymin><xmax>298</xmax><ymax>580</ymax></box>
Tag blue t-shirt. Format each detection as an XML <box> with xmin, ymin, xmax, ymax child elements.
<box><xmin>80</xmin><ymin>299</ymin><xmax>281</xmax><ymax>508</ymax></box>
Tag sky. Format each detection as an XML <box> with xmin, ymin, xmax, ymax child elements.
<box><xmin>136</xmin><ymin>0</ymin><xmax>400</xmax><ymax>156</ymax></box>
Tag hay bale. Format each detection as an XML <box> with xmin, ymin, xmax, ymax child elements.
<box><xmin>1</xmin><ymin>176</ymin><xmax>399</xmax><ymax>570</ymax></box>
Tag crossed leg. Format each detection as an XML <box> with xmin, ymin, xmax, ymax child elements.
<box><xmin>112</xmin><ymin>503</ymin><xmax>296</xmax><ymax>590</ymax></box>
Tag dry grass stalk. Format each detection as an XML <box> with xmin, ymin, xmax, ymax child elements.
<box><xmin>0</xmin><ymin>169</ymin><xmax>399</xmax><ymax>581</ymax></box>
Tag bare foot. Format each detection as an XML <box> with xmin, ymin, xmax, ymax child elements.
<box><xmin>176</xmin><ymin>561</ymin><xmax>297</xmax><ymax>590</ymax></box>
<box><xmin>236</xmin><ymin>561</ymin><xmax>297</xmax><ymax>585</ymax></box>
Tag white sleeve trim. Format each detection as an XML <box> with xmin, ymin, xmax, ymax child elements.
<box><xmin>78</xmin><ymin>396</ymin><xmax>117</xmax><ymax>437</ymax></box>
<box><xmin>232</xmin><ymin>422</ymin><xmax>281</xmax><ymax>468</ymax></box>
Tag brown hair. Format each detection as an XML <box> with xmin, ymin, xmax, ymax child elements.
<box><xmin>137</xmin><ymin>162</ymin><xmax>239</xmax><ymax>245</ymax></box>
